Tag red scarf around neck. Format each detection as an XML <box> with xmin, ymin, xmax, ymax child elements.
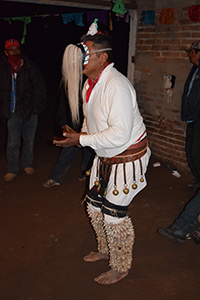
<box><xmin>86</xmin><ymin>63</ymin><xmax>111</xmax><ymax>103</ymax></box>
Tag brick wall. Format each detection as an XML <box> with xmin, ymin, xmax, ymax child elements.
<box><xmin>134</xmin><ymin>6</ymin><xmax>200</xmax><ymax>170</ymax></box>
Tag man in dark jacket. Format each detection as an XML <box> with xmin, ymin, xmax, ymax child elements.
<box><xmin>181</xmin><ymin>41</ymin><xmax>200</xmax><ymax>191</ymax></box>
<box><xmin>0</xmin><ymin>38</ymin><xmax>46</xmax><ymax>182</ymax></box>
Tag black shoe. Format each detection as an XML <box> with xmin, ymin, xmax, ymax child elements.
<box><xmin>190</xmin><ymin>231</ymin><xmax>200</xmax><ymax>246</ymax></box>
<box><xmin>157</xmin><ymin>226</ymin><xmax>186</xmax><ymax>244</ymax></box>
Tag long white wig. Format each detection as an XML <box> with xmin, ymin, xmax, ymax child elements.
<box><xmin>62</xmin><ymin>44</ymin><xmax>83</xmax><ymax>126</ymax></box>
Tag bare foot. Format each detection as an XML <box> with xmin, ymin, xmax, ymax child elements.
<box><xmin>94</xmin><ymin>269</ymin><xmax>129</xmax><ymax>284</ymax></box>
<box><xmin>83</xmin><ymin>251</ymin><xmax>108</xmax><ymax>262</ymax></box>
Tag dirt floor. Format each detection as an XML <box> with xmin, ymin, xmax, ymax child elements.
<box><xmin>0</xmin><ymin>121</ymin><xmax>199</xmax><ymax>300</ymax></box>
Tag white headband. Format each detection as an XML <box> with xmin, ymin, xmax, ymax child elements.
<box><xmin>87</xmin><ymin>48</ymin><xmax>112</xmax><ymax>55</ymax></box>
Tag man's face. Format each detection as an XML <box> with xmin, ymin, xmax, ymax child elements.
<box><xmin>5</xmin><ymin>46</ymin><xmax>21</xmax><ymax>56</ymax></box>
<box><xmin>82</xmin><ymin>41</ymin><xmax>102</xmax><ymax>81</ymax></box>
<box><xmin>188</xmin><ymin>49</ymin><xmax>200</xmax><ymax>66</ymax></box>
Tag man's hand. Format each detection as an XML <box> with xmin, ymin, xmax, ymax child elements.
<box><xmin>61</xmin><ymin>124</ymin><xmax>76</xmax><ymax>134</ymax></box>
<box><xmin>53</xmin><ymin>132</ymin><xmax>82</xmax><ymax>147</ymax></box>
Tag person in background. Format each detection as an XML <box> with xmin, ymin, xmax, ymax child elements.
<box><xmin>43</xmin><ymin>84</ymin><xmax>94</xmax><ymax>188</ymax></box>
<box><xmin>0</xmin><ymin>38</ymin><xmax>46</xmax><ymax>182</ymax></box>
<box><xmin>181</xmin><ymin>41</ymin><xmax>200</xmax><ymax>191</ymax></box>
<box><xmin>158</xmin><ymin>189</ymin><xmax>200</xmax><ymax>246</ymax></box>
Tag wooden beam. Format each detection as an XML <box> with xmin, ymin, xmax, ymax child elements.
<box><xmin>3</xmin><ymin>0</ymin><xmax>137</xmax><ymax>10</ymax></box>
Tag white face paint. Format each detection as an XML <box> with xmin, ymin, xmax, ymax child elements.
<box><xmin>82</xmin><ymin>42</ymin><xmax>112</xmax><ymax>67</ymax></box>
<box><xmin>82</xmin><ymin>43</ymin><xmax>90</xmax><ymax>66</ymax></box>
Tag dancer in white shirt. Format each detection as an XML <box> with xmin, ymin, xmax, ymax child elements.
<box><xmin>54</xmin><ymin>33</ymin><xmax>151</xmax><ymax>285</ymax></box>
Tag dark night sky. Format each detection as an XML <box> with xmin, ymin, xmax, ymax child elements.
<box><xmin>0</xmin><ymin>1</ymin><xmax>90</xmax><ymax>17</ymax></box>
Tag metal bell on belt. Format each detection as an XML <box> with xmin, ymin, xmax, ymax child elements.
<box><xmin>94</xmin><ymin>178</ymin><xmax>100</xmax><ymax>186</ymax></box>
<box><xmin>113</xmin><ymin>186</ymin><xmax>119</xmax><ymax>196</ymax></box>
<box><xmin>85</xmin><ymin>170</ymin><xmax>91</xmax><ymax>176</ymax></box>
<box><xmin>132</xmin><ymin>182</ymin><xmax>137</xmax><ymax>189</ymax></box>
<box><xmin>123</xmin><ymin>185</ymin><xmax>129</xmax><ymax>194</ymax></box>
<box><xmin>140</xmin><ymin>177</ymin><xmax>144</xmax><ymax>183</ymax></box>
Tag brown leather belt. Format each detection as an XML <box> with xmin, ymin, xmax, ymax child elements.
<box><xmin>99</xmin><ymin>141</ymin><xmax>148</xmax><ymax>165</ymax></box>
<box><xmin>127</xmin><ymin>136</ymin><xmax>148</xmax><ymax>149</ymax></box>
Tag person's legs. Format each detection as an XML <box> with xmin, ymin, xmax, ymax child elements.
<box><xmin>21</xmin><ymin>114</ymin><xmax>38</xmax><ymax>170</ymax></box>
<box><xmin>190</xmin><ymin>119</ymin><xmax>200</xmax><ymax>184</ymax></box>
<box><xmin>93</xmin><ymin>214</ymin><xmax>134</xmax><ymax>285</ymax></box>
<box><xmin>173</xmin><ymin>189</ymin><xmax>200</xmax><ymax>233</ymax></box>
<box><xmin>81</xmin><ymin>147</ymin><xmax>95</xmax><ymax>173</ymax></box>
<box><xmin>6</xmin><ymin>112</ymin><xmax>23</xmax><ymax>175</ymax></box>
<box><xmin>49</xmin><ymin>146</ymin><xmax>79</xmax><ymax>184</ymax></box>
<box><xmin>83</xmin><ymin>203</ymin><xmax>109</xmax><ymax>262</ymax></box>
<box><xmin>186</xmin><ymin>122</ymin><xmax>196</xmax><ymax>179</ymax></box>
<box><xmin>186</xmin><ymin>120</ymin><xmax>200</xmax><ymax>186</ymax></box>
<box><xmin>84</xmin><ymin>152</ymin><xmax>150</xmax><ymax>284</ymax></box>
<box><xmin>84</xmin><ymin>160</ymin><xmax>135</xmax><ymax>284</ymax></box>
<box><xmin>79</xmin><ymin>147</ymin><xmax>95</xmax><ymax>181</ymax></box>
<box><xmin>158</xmin><ymin>190</ymin><xmax>200</xmax><ymax>243</ymax></box>
<box><xmin>83</xmin><ymin>203</ymin><xmax>134</xmax><ymax>285</ymax></box>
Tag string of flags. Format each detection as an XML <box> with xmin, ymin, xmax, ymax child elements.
<box><xmin>188</xmin><ymin>5</ymin><xmax>200</xmax><ymax>22</ymax></box>
<box><xmin>140</xmin><ymin>10</ymin><xmax>155</xmax><ymax>26</ymax></box>
<box><xmin>141</xmin><ymin>5</ymin><xmax>200</xmax><ymax>26</ymax></box>
<box><xmin>159</xmin><ymin>8</ymin><xmax>175</xmax><ymax>25</ymax></box>
<box><xmin>2</xmin><ymin>0</ymin><xmax>128</xmax><ymax>44</ymax></box>
<box><xmin>3</xmin><ymin>2</ymin><xmax>200</xmax><ymax>44</ymax></box>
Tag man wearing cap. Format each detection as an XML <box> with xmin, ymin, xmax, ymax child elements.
<box><xmin>0</xmin><ymin>38</ymin><xmax>46</xmax><ymax>182</ymax></box>
<box><xmin>181</xmin><ymin>41</ymin><xmax>200</xmax><ymax>191</ymax></box>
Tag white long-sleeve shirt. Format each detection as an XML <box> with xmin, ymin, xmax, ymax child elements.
<box><xmin>80</xmin><ymin>63</ymin><xmax>146</xmax><ymax>158</ymax></box>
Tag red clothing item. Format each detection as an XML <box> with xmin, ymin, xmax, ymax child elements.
<box><xmin>8</xmin><ymin>54</ymin><xmax>21</xmax><ymax>73</ymax></box>
<box><xmin>86</xmin><ymin>63</ymin><xmax>111</xmax><ymax>103</ymax></box>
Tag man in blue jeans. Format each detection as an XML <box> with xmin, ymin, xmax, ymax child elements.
<box><xmin>43</xmin><ymin>83</ymin><xmax>94</xmax><ymax>188</ymax></box>
<box><xmin>43</xmin><ymin>145</ymin><xmax>94</xmax><ymax>187</ymax></box>
<box><xmin>6</xmin><ymin>113</ymin><xmax>39</xmax><ymax>178</ymax></box>
<box><xmin>0</xmin><ymin>38</ymin><xmax>46</xmax><ymax>182</ymax></box>
<box><xmin>158</xmin><ymin>189</ymin><xmax>200</xmax><ymax>246</ymax></box>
